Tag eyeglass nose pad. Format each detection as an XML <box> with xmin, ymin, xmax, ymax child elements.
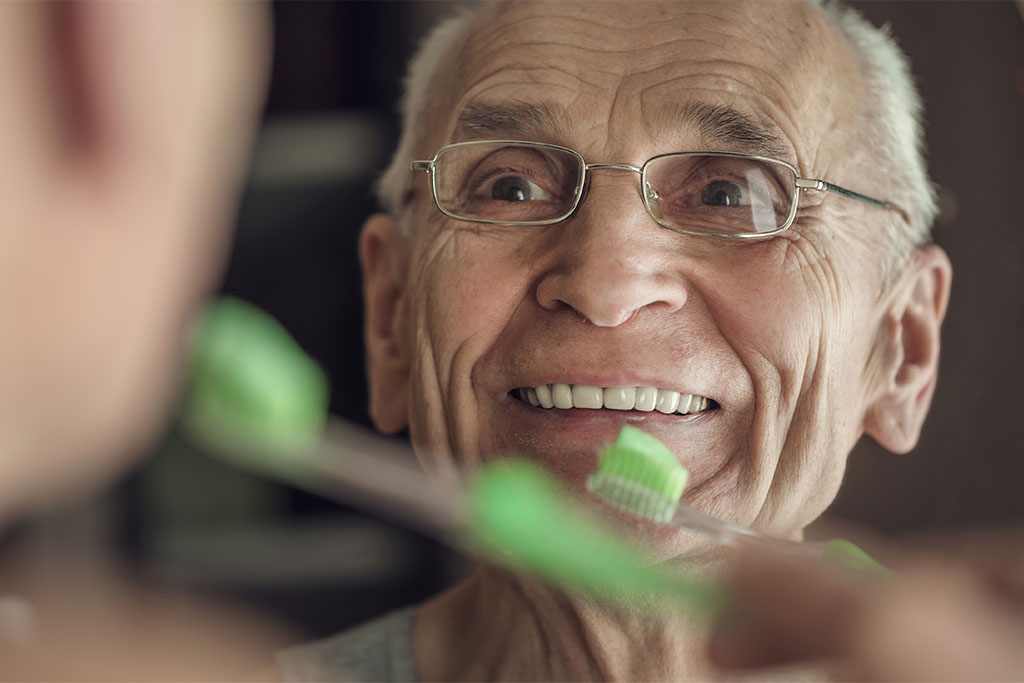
<box><xmin>643</xmin><ymin>181</ymin><xmax>664</xmax><ymax>220</ymax></box>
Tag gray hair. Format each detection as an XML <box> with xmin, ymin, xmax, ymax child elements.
<box><xmin>813</xmin><ymin>0</ymin><xmax>937</xmax><ymax>276</ymax></box>
<box><xmin>376</xmin><ymin>2</ymin><xmax>936</xmax><ymax>273</ymax></box>
<box><xmin>375</xmin><ymin>9</ymin><xmax>476</xmax><ymax>233</ymax></box>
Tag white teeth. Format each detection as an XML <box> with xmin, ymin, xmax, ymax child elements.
<box><xmin>571</xmin><ymin>384</ymin><xmax>603</xmax><ymax>409</ymax></box>
<box><xmin>655</xmin><ymin>389</ymin><xmax>680</xmax><ymax>414</ymax></box>
<box><xmin>535</xmin><ymin>383</ymin><xmax>554</xmax><ymax>409</ymax></box>
<box><xmin>519</xmin><ymin>383</ymin><xmax>714</xmax><ymax>415</ymax></box>
<box><xmin>634</xmin><ymin>386</ymin><xmax>658</xmax><ymax>412</ymax></box>
<box><xmin>551</xmin><ymin>383</ymin><xmax>573</xmax><ymax>409</ymax></box>
<box><xmin>603</xmin><ymin>386</ymin><xmax>636</xmax><ymax>411</ymax></box>
<box><xmin>526</xmin><ymin>387</ymin><xmax>540</xmax><ymax>407</ymax></box>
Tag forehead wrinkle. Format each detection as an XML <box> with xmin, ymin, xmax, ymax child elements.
<box><xmin>464</xmin><ymin>62</ymin><xmax>611</xmax><ymax>98</ymax></box>
<box><xmin>463</xmin><ymin>9</ymin><xmax>736</xmax><ymax>87</ymax></box>
<box><xmin>444</xmin><ymin>0</ymin><xmax>844</xmax><ymax>172</ymax></box>
<box><xmin>681</xmin><ymin>48</ymin><xmax>807</xmax><ymax>121</ymax></box>
<box><xmin>472</xmin><ymin>7</ymin><xmax>684</xmax><ymax>58</ymax></box>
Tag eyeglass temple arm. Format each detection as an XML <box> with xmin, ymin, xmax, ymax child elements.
<box><xmin>398</xmin><ymin>161</ymin><xmax>435</xmax><ymax>207</ymax></box>
<box><xmin>796</xmin><ymin>177</ymin><xmax>909</xmax><ymax>222</ymax></box>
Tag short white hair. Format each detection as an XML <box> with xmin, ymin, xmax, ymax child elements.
<box><xmin>375</xmin><ymin>1</ymin><xmax>936</xmax><ymax>271</ymax></box>
<box><xmin>813</xmin><ymin>0</ymin><xmax>937</xmax><ymax>275</ymax></box>
<box><xmin>375</xmin><ymin>9</ymin><xmax>476</xmax><ymax>232</ymax></box>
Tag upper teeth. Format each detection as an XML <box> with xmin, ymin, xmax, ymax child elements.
<box><xmin>517</xmin><ymin>384</ymin><xmax>711</xmax><ymax>415</ymax></box>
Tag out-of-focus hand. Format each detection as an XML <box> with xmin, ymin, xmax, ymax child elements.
<box><xmin>709</xmin><ymin>529</ymin><xmax>1024</xmax><ymax>681</ymax></box>
<box><xmin>0</xmin><ymin>3</ymin><xmax>270</xmax><ymax>522</ymax></box>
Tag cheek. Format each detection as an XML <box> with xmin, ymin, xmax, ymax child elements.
<box><xmin>706</xmin><ymin>232</ymin><xmax>874</xmax><ymax>407</ymax></box>
<box><xmin>699</xmin><ymin>239</ymin><xmax>824</xmax><ymax>404</ymax></box>
<box><xmin>695</xmin><ymin>234</ymin><xmax>879</xmax><ymax>528</ymax></box>
<box><xmin>412</xmin><ymin>229</ymin><xmax>533</xmax><ymax>363</ymax></box>
<box><xmin>406</xmin><ymin>225</ymin><xmax>543</xmax><ymax>461</ymax></box>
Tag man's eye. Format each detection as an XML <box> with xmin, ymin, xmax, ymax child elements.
<box><xmin>489</xmin><ymin>176</ymin><xmax>551</xmax><ymax>202</ymax></box>
<box><xmin>700</xmin><ymin>180</ymin><xmax>746</xmax><ymax>207</ymax></box>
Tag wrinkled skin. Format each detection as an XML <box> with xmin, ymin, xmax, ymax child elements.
<box><xmin>362</xmin><ymin>1</ymin><xmax>950</xmax><ymax>679</ymax></box>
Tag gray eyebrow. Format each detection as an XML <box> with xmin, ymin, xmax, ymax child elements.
<box><xmin>453</xmin><ymin>102</ymin><xmax>566</xmax><ymax>141</ymax></box>
<box><xmin>454</xmin><ymin>100</ymin><xmax>786</xmax><ymax>158</ymax></box>
<box><xmin>662</xmin><ymin>102</ymin><xmax>787</xmax><ymax>158</ymax></box>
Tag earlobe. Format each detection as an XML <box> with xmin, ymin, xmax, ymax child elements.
<box><xmin>359</xmin><ymin>213</ymin><xmax>412</xmax><ymax>434</ymax></box>
<box><xmin>863</xmin><ymin>245</ymin><xmax>952</xmax><ymax>453</ymax></box>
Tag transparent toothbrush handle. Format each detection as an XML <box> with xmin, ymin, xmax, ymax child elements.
<box><xmin>670</xmin><ymin>504</ymin><xmax>823</xmax><ymax>557</ymax></box>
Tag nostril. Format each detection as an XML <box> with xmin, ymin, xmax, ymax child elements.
<box><xmin>534</xmin><ymin>220</ymin><xmax>689</xmax><ymax>325</ymax></box>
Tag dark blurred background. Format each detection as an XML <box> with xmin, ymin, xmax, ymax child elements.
<box><xmin>9</xmin><ymin>1</ymin><xmax>1023</xmax><ymax>643</ymax></box>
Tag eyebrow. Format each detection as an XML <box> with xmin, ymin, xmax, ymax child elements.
<box><xmin>454</xmin><ymin>102</ymin><xmax>566</xmax><ymax>141</ymax></box>
<box><xmin>453</xmin><ymin>100</ymin><xmax>787</xmax><ymax>158</ymax></box>
<box><xmin>660</xmin><ymin>102</ymin><xmax>787</xmax><ymax>158</ymax></box>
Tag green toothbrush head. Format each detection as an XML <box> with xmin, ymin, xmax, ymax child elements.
<box><xmin>466</xmin><ymin>458</ymin><xmax>723</xmax><ymax>615</ymax></box>
<box><xmin>586</xmin><ymin>425</ymin><xmax>688</xmax><ymax>523</ymax></box>
<box><xmin>181</xmin><ymin>297</ymin><xmax>329</xmax><ymax>462</ymax></box>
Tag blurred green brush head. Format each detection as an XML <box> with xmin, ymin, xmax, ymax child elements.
<box><xmin>182</xmin><ymin>296</ymin><xmax>329</xmax><ymax>461</ymax></box>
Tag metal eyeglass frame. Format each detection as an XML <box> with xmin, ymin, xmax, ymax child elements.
<box><xmin>410</xmin><ymin>139</ymin><xmax>907</xmax><ymax>239</ymax></box>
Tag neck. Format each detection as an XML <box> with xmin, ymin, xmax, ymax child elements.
<box><xmin>414</xmin><ymin>563</ymin><xmax>718</xmax><ymax>681</ymax></box>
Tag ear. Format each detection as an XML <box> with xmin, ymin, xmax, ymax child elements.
<box><xmin>863</xmin><ymin>245</ymin><xmax>952</xmax><ymax>453</ymax></box>
<box><xmin>359</xmin><ymin>213</ymin><xmax>412</xmax><ymax>434</ymax></box>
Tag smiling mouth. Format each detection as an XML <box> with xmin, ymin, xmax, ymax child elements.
<box><xmin>511</xmin><ymin>384</ymin><xmax>719</xmax><ymax>416</ymax></box>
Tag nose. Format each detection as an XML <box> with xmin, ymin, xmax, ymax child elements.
<box><xmin>535</xmin><ymin>172</ymin><xmax>689</xmax><ymax>327</ymax></box>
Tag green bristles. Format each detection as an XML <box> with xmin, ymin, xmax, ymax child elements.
<box><xmin>586</xmin><ymin>426</ymin><xmax>688</xmax><ymax>523</ymax></box>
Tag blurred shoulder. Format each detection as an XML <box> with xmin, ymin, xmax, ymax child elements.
<box><xmin>276</xmin><ymin>606</ymin><xmax>418</xmax><ymax>683</ymax></box>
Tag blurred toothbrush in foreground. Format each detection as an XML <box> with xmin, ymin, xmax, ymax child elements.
<box><xmin>182</xmin><ymin>297</ymin><xmax>724</xmax><ymax>613</ymax></box>
<box><xmin>183</xmin><ymin>297</ymin><xmax>885</xmax><ymax>618</ymax></box>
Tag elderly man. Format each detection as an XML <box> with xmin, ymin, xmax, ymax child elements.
<box><xmin>280</xmin><ymin>0</ymin><xmax>952</xmax><ymax>680</ymax></box>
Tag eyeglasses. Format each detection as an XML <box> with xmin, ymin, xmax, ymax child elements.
<box><xmin>411</xmin><ymin>140</ymin><xmax>905</xmax><ymax>239</ymax></box>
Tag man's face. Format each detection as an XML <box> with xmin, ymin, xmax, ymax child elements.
<box><xmin>376</xmin><ymin>1</ymin><xmax>902</xmax><ymax>553</ymax></box>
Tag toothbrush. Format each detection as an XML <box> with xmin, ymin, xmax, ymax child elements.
<box><xmin>182</xmin><ymin>297</ymin><xmax>725</xmax><ymax>613</ymax></box>
<box><xmin>586</xmin><ymin>425</ymin><xmax>889</xmax><ymax>575</ymax></box>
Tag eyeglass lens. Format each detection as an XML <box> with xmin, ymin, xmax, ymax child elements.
<box><xmin>433</xmin><ymin>142</ymin><xmax>796</xmax><ymax>235</ymax></box>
